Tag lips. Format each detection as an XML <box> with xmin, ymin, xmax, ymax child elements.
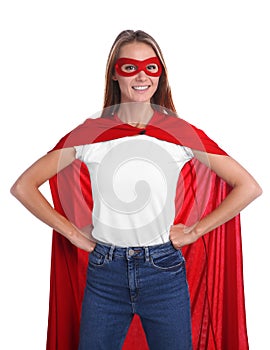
<box><xmin>132</xmin><ymin>85</ymin><xmax>150</xmax><ymax>91</ymax></box>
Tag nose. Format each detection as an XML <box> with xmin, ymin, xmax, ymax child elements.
<box><xmin>135</xmin><ymin>69</ymin><xmax>148</xmax><ymax>80</ymax></box>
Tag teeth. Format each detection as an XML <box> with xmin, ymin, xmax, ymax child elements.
<box><xmin>133</xmin><ymin>86</ymin><xmax>149</xmax><ymax>91</ymax></box>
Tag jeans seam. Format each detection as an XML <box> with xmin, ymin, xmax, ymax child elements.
<box><xmin>149</xmin><ymin>257</ymin><xmax>185</xmax><ymax>271</ymax></box>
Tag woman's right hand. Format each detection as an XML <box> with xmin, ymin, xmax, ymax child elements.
<box><xmin>10</xmin><ymin>148</ymin><xmax>97</xmax><ymax>253</ymax></box>
<box><xmin>68</xmin><ymin>225</ymin><xmax>97</xmax><ymax>253</ymax></box>
<box><xmin>68</xmin><ymin>230</ymin><xmax>97</xmax><ymax>252</ymax></box>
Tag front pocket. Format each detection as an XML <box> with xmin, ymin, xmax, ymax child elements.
<box><xmin>89</xmin><ymin>250</ymin><xmax>107</xmax><ymax>268</ymax></box>
<box><xmin>150</xmin><ymin>250</ymin><xmax>185</xmax><ymax>271</ymax></box>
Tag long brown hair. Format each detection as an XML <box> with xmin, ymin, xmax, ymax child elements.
<box><xmin>101</xmin><ymin>30</ymin><xmax>177</xmax><ymax>117</ymax></box>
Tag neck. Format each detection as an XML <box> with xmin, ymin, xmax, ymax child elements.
<box><xmin>117</xmin><ymin>102</ymin><xmax>154</xmax><ymax>127</ymax></box>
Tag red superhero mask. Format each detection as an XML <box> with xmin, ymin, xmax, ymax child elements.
<box><xmin>114</xmin><ymin>57</ymin><xmax>162</xmax><ymax>77</ymax></box>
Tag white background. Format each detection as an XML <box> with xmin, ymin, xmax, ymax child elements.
<box><xmin>1</xmin><ymin>0</ymin><xmax>269</xmax><ymax>349</ymax></box>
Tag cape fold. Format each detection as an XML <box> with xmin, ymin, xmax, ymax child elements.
<box><xmin>46</xmin><ymin>111</ymin><xmax>249</xmax><ymax>350</ymax></box>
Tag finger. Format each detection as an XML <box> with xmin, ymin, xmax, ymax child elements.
<box><xmin>170</xmin><ymin>239</ymin><xmax>178</xmax><ymax>250</ymax></box>
<box><xmin>170</xmin><ymin>223</ymin><xmax>185</xmax><ymax>229</ymax></box>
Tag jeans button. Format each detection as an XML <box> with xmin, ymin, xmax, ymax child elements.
<box><xmin>128</xmin><ymin>249</ymin><xmax>135</xmax><ymax>256</ymax></box>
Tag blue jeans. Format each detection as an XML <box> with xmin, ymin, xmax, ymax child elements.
<box><xmin>78</xmin><ymin>241</ymin><xmax>192</xmax><ymax>350</ymax></box>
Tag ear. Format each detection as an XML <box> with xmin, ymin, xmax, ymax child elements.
<box><xmin>112</xmin><ymin>75</ymin><xmax>118</xmax><ymax>81</ymax></box>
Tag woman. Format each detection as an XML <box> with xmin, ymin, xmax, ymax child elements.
<box><xmin>11</xmin><ymin>30</ymin><xmax>262</xmax><ymax>350</ymax></box>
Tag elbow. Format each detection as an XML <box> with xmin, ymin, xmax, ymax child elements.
<box><xmin>10</xmin><ymin>179</ymin><xmax>22</xmax><ymax>199</ymax></box>
<box><xmin>255</xmin><ymin>184</ymin><xmax>263</xmax><ymax>198</ymax></box>
<box><xmin>249</xmin><ymin>182</ymin><xmax>263</xmax><ymax>201</ymax></box>
<box><xmin>10</xmin><ymin>178</ymin><xmax>28</xmax><ymax>201</ymax></box>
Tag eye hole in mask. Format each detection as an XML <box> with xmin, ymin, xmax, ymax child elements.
<box><xmin>114</xmin><ymin>57</ymin><xmax>162</xmax><ymax>77</ymax></box>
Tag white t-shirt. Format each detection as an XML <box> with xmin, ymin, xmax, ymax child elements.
<box><xmin>74</xmin><ymin>134</ymin><xmax>194</xmax><ymax>247</ymax></box>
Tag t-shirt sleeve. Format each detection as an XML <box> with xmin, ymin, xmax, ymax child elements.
<box><xmin>73</xmin><ymin>145</ymin><xmax>84</xmax><ymax>161</ymax></box>
<box><xmin>172</xmin><ymin>145</ymin><xmax>194</xmax><ymax>170</ymax></box>
<box><xmin>182</xmin><ymin>146</ymin><xmax>194</xmax><ymax>160</ymax></box>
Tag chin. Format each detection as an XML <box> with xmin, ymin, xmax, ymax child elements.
<box><xmin>131</xmin><ymin>94</ymin><xmax>154</xmax><ymax>103</ymax></box>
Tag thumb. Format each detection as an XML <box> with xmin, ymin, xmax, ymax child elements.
<box><xmin>172</xmin><ymin>223</ymin><xmax>186</xmax><ymax>229</ymax></box>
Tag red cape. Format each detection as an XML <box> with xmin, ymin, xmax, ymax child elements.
<box><xmin>47</xmin><ymin>111</ymin><xmax>249</xmax><ymax>349</ymax></box>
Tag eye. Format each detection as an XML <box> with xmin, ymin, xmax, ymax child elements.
<box><xmin>146</xmin><ymin>63</ymin><xmax>159</xmax><ymax>73</ymax></box>
<box><xmin>121</xmin><ymin>64</ymin><xmax>137</xmax><ymax>73</ymax></box>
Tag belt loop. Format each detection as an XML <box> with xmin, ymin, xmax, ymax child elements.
<box><xmin>108</xmin><ymin>245</ymin><xmax>115</xmax><ymax>261</ymax></box>
<box><xmin>144</xmin><ymin>246</ymin><xmax>150</xmax><ymax>262</ymax></box>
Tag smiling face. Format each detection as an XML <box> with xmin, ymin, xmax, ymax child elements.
<box><xmin>113</xmin><ymin>42</ymin><xmax>161</xmax><ymax>104</ymax></box>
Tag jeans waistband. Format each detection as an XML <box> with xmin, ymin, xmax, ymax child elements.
<box><xmin>93</xmin><ymin>240</ymin><xmax>179</xmax><ymax>262</ymax></box>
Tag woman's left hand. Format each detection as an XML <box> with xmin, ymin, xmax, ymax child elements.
<box><xmin>169</xmin><ymin>223</ymin><xmax>200</xmax><ymax>250</ymax></box>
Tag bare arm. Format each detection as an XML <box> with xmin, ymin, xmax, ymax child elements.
<box><xmin>10</xmin><ymin>148</ymin><xmax>96</xmax><ymax>252</ymax></box>
<box><xmin>170</xmin><ymin>152</ymin><xmax>263</xmax><ymax>249</ymax></box>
